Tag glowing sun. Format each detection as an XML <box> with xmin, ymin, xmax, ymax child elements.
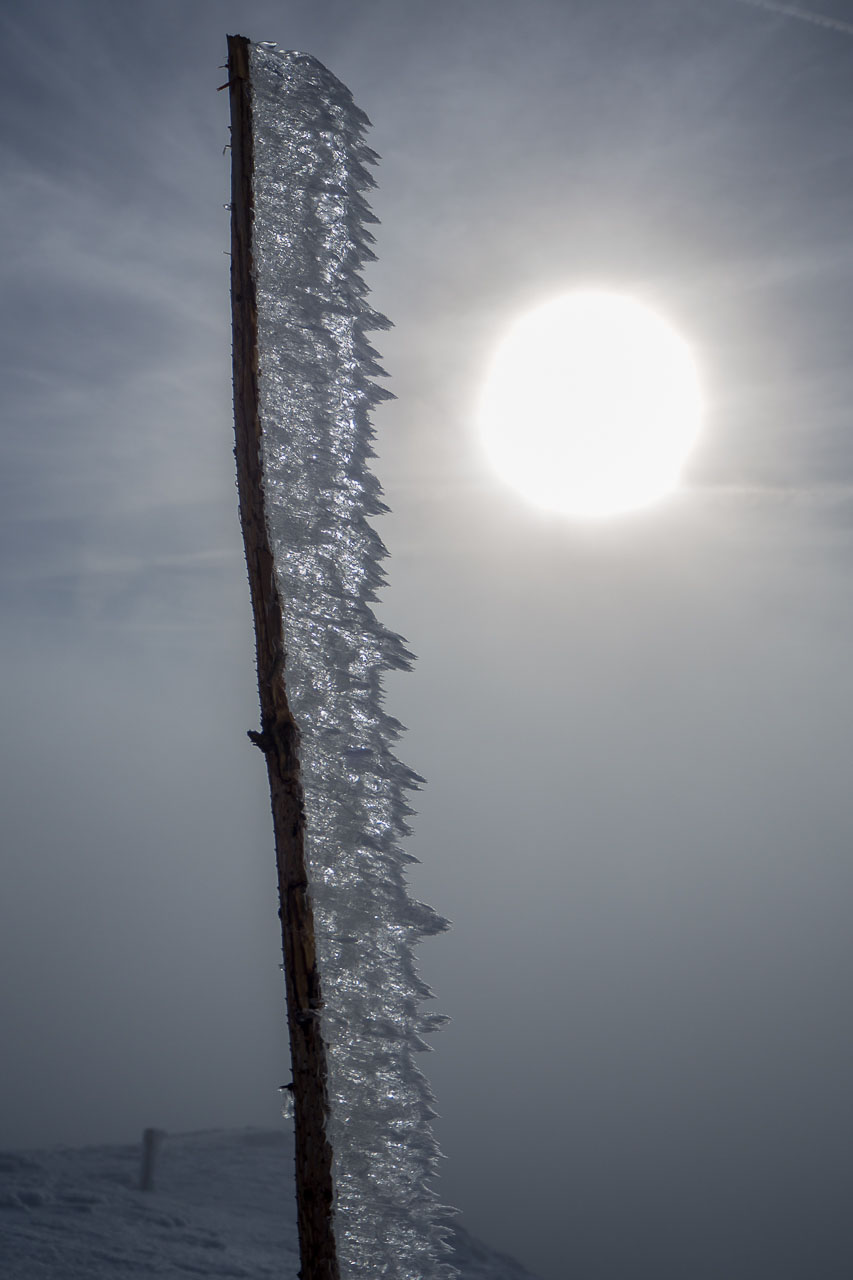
<box><xmin>478</xmin><ymin>291</ymin><xmax>703</xmax><ymax>519</ymax></box>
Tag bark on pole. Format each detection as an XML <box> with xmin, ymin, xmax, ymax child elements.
<box><xmin>226</xmin><ymin>34</ymin><xmax>340</xmax><ymax>1280</ymax></box>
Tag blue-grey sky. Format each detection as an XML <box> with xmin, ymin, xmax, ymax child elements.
<box><xmin>3</xmin><ymin>2</ymin><xmax>853</xmax><ymax>1278</ymax></box>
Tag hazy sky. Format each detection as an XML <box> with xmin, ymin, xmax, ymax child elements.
<box><xmin>3</xmin><ymin>2</ymin><xmax>853</xmax><ymax>1278</ymax></box>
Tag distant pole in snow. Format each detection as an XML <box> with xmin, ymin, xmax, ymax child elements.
<box><xmin>226</xmin><ymin>34</ymin><xmax>339</xmax><ymax>1280</ymax></box>
<box><xmin>139</xmin><ymin>1128</ymin><xmax>165</xmax><ymax>1192</ymax></box>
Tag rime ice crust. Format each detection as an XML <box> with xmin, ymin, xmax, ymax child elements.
<box><xmin>248</xmin><ymin>43</ymin><xmax>453</xmax><ymax>1280</ymax></box>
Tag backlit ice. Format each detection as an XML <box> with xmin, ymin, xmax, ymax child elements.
<box><xmin>249</xmin><ymin>43</ymin><xmax>452</xmax><ymax>1280</ymax></box>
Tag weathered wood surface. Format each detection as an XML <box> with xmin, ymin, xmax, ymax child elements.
<box><xmin>227</xmin><ymin>34</ymin><xmax>340</xmax><ymax>1280</ymax></box>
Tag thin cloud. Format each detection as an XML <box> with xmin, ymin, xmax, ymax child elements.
<box><xmin>727</xmin><ymin>0</ymin><xmax>853</xmax><ymax>36</ymax></box>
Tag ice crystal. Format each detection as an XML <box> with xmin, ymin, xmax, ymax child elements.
<box><xmin>248</xmin><ymin>43</ymin><xmax>453</xmax><ymax>1280</ymax></box>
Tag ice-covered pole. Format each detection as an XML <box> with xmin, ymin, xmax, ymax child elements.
<box><xmin>226</xmin><ymin>33</ymin><xmax>453</xmax><ymax>1280</ymax></box>
<box><xmin>227</xmin><ymin>34</ymin><xmax>339</xmax><ymax>1280</ymax></box>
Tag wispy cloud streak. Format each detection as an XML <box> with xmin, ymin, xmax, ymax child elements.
<box><xmin>727</xmin><ymin>0</ymin><xmax>853</xmax><ymax>36</ymax></box>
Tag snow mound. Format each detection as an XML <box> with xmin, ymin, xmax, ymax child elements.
<box><xmin>0</xmin><ymin>1128</ymin><xmax>541</xmax><ymax>1280</ymax></box>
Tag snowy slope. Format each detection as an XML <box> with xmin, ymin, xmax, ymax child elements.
<box><xmin>0</xmin><ymin>1128</ymin><xmax>540</xmax><ymax>1280</ymax></box>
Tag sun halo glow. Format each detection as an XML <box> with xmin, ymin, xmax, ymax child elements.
<box><xmin>478</xmin><ymin>291</ymin><xmax>703</xmax><ymax>519</ymax></box>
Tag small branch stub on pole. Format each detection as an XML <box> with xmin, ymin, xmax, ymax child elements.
<box><xmin>226</xmin><ymin>33</ymin><xmax>340</xmax><ymax>1280</ymax></box>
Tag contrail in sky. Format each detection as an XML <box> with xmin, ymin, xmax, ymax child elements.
<box><xmin>727</xmin><ymin>0</ymin><xmax>853</xmax><ymax>35</ymax></box>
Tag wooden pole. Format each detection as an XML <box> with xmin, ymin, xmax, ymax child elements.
<box><xmin>226</xmin><ymin>34</ymin><xmax>340</xmax><ymax>1280</ymax></box>
<box><xmin>139</xmin><ymin>1128</ymin><xmax>165</xmax><ymax>1192</ymax></box>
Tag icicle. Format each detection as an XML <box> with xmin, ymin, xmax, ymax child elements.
<box><xmin>248</xmin><ymin>43</ymin><xmax>454</xmax><ymax>1280</ymax></box>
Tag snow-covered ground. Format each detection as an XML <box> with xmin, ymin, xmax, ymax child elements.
<box><xmin>0</xmin><ymin>1127</ymin><xmax>540</xmax><ymax>1279</ymax></box>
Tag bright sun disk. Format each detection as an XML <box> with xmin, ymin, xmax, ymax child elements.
<box><xmin>479</xmin><ymin>291</ymin><xmax>703</xmax><ymax>518</ymax></box>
